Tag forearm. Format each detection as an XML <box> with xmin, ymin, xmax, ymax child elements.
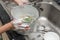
<box><xmin>0</xmin><ymin>22</ymin><xmax>13</xmax><ymax>34</ymax></box>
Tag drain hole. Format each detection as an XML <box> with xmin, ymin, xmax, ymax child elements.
<box><xmin>40</xmin><ymin>8</ymin><xmax>44</xmax><ymax>11</ymax></box>
<box><xmin>37</xmin><ymin>35</ymin><xmax>41</xmax><ymax>37</ymax></box>
<box><xmin>39</xmin><ymin>0</ymin><xmax>43</xmax><ymax>2</ymax></box>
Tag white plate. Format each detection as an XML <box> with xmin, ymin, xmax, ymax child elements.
<box><xmin>44</xmin><ymin>32</ymin><xmax>60</xmax><ymax>40</ymax></box>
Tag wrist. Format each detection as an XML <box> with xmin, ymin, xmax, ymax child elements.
<box><xmin>9</xmin><ymin>21</ymin><xmax>15</xmax><ymax>29</ymax></box>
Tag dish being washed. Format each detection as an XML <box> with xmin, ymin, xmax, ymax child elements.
<box><xmin>11</xmin><ymin>4</ymin><xmax>39</xmax><ymax>27</ymax></box>
<box><xmin>11</xmin><ymin>5</ymin><xmax>39</xmax><ymax>34</ymax></box>
<box><xmin>11</xmin><ymin>5</ymin><xmax>39</xmax><ymax>20</ymax></box>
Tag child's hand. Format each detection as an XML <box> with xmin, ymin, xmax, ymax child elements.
<box><xmin>12</xmin><ymin>19</ymin><xmax>30</xmax><ymax>31</ymax></box>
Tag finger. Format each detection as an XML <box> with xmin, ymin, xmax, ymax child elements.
<box><xmin>24</xmin><ymin>26</ymin><xmax>30</xmax><ymax>30</ymax></box>
<box><xmin>18</xmin><ymin>2</ymin><xmax>24</xmax><ymax>6</ymax></box>
<box><xmin>17</xmin><ymin>23</ymin><xmax>22</xmax><ymax>25</ymax></box>
<box><xmin>22</xmin><ymin>0</ymin><xmax>29</xmax><ymax>3</ymax></box>
<box><xmin>25</xmin><ymin>27</ymin><xmax>30</xmax><ymax>30</ymax></box>
<box><xmin>22</xmin><ymin>0</ymin><xmax>29</xmax><ymax>5</ymax></box>
<box><xmin>14</xmin><ymin>0</ymin><xmax>23</xmax><ymax>6</ymax></box>
<box><xmin>18</xmin><ymin>27</ymin><xmax>30</xmax><ymax>32</ymax></box>
<box><xmin>18</xmin><ymin>26</ymin><xmax>30</xmax><ymax>30</ymax></box>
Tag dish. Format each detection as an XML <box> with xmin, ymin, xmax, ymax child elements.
<box><xmin>44</xmin><ymin>32</ymin><xmax>60</xmax><ymax>40</ymax></box>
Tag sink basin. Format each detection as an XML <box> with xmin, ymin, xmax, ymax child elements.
<box><xmin>40</xmin><ymin>2</ymin><xmax>60</xmax><ymax>27</ymax></box>
<box><xmin>27</xmin><ymin>17</ymin><xmax>60</xmax><ymax>40</ymax></box>
<box><xmin>39</xmin><ymin>2</ymin><xmax>60</xmax><ymax>36</ymax></box>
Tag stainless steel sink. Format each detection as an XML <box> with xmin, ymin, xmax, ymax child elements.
<box><xmin>39</xmin><ymin>1</ymin><xmax>60</xmax><ymax>36</ymax></box>
<box><xmin>40</xmin><ymin>2</ymin><xmax>60</xmax><ymax>26</ymax></box>
<box><xmin>38</xmin><ymin>17</ymin><xmax>60</xmax><ymax>36</ymax></box>
<box><xmin>27</xmin><ymin>17</ymin><xmax>60</xmax><ymax>40</ymax></box>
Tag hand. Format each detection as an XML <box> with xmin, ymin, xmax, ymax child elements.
<box><xmin>12</xmin><ymin>19</ymin><xmax>30</xmax><ymax>31</ymax></box>
<box><xmin>14</xmin><ymin>0</ymin><xmax>29</xmax><ymax>6</ymax></box>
